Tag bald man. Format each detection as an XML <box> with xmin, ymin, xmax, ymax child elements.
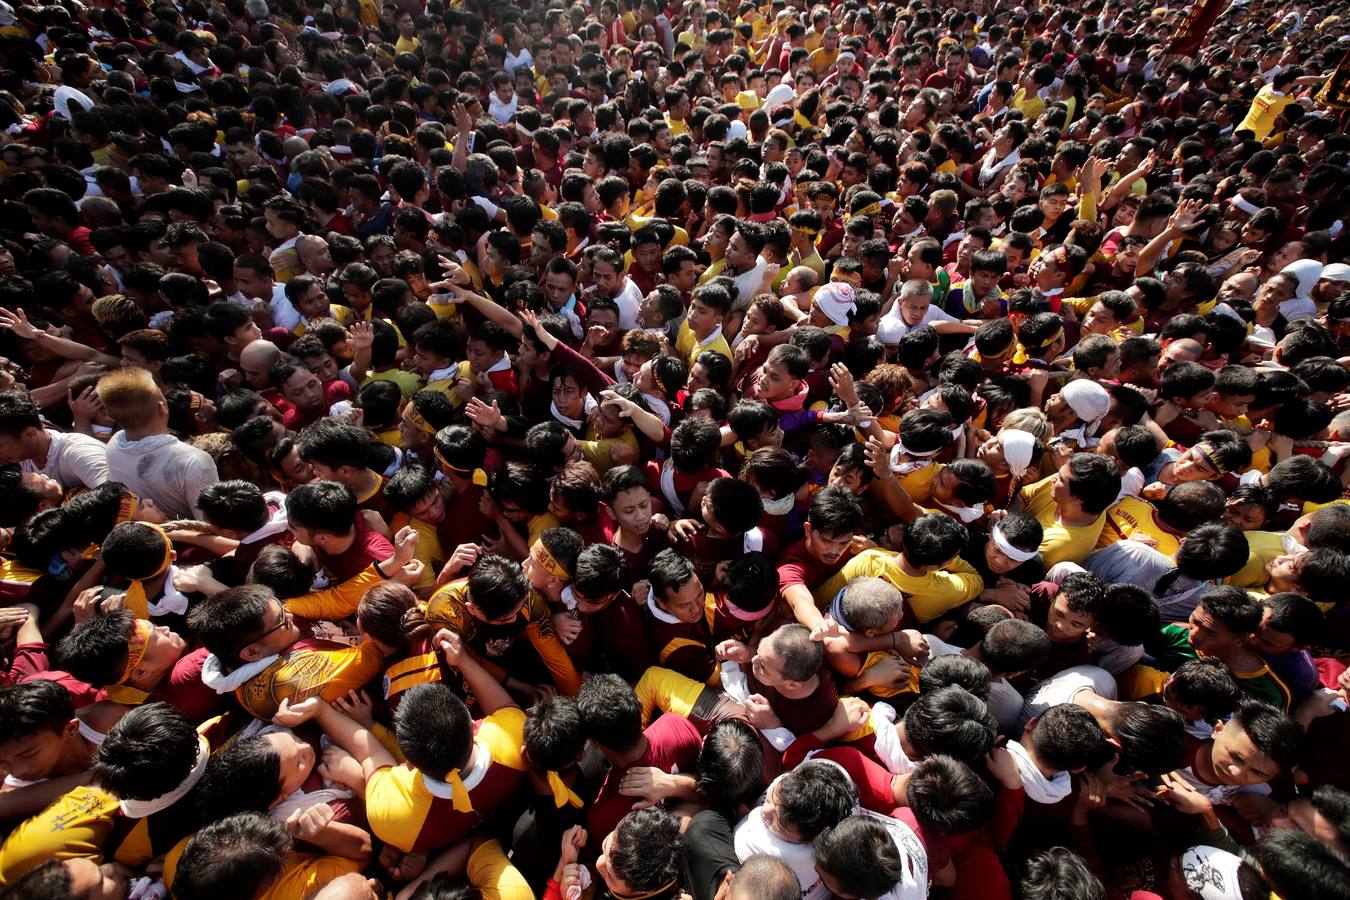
<box><xmin>296</xmin><ymin>234</ymin><xmax>335</xmax><ymax>276</ymax></box>
<box><xmin>780</xmin><ymin>265</ymin><xmax>820</xmax><ymax>312</ymax></box>
<box><xmin>238</xmin><ymin>339</ymin><xmax>282</xmax><ymax>393</ymax></box>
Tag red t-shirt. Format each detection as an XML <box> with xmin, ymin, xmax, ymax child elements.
<box><xmin>588</xmin><ymin>713</ymin><xmax>702</xmax><ymax>848</ymax></box>
<box><xmin>317</xmin><ymin>516</ymin><xmax>393</xmax><ymax>584</ymax></box>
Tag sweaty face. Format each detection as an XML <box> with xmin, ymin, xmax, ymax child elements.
<box><xmin>0</xmin><ymin>727</ymin><xmax>70</xmax><ymax>783</ymax></box>
<box><xmin>1046</xmin><ymin>593</ymin><xmax>1092</xmax><ymax>642</ymax></box>
<box><xmin>1208</xmin><ymin>720</ymin><xmax>1280</xmax><ymax>786</ymax></box>
<box><xmin>263</xmin><ymin>730</ymin><xmax>316</xmax><ymax>801</ymax></box>
<box><xmin>659</xmin><ymin>576</ymin><xmax>706</xmax><ymax>624</ymax></box>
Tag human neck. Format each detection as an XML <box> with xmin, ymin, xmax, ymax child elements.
<box><xmin>28</xmin><ymin>428</ymin><xmax>52</xmax><ymax>468</ymax></box>
<box><xmin>778</xmin><ymin>675</ymin><xmax>818</xmax><ymax>700</ymax></box>
<box><xmin>350</xmin><ymin>468</ymin><xmax>382</xmax><ymax>496</ymax></box>
<box><xmin>614</xmin><ymin>525</ymin><xmax>646</xmax><ymax>551</ymax></box>
<box><xmin>1057</xmin><ymin>506</ymin><xmax>1098</xmax><ymax>527</ymax></box>
<box><xmin>609</xmin><ymin>735</ymin><xmax>650</xmax><ymax>768</ymax></box>
<box><xmin>123</xmin><ymin>419</ymin><xmax>170</xmax><ymax>441</ymax></box>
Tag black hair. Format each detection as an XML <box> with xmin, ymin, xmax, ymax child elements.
<box><xmin>524</xmin><ymin>695</ymin><xmax>586</xmax><ymax>773</ymax></box>
<box><xmin>776</xmin><ymin>759</ymin><xmax>858</xmax><ymax>839</ymax></box>
<box><xmin>284</xmin><ymin>479</ymin><xmax>357</xmax><ymax>536</ymax></box>
<box><xmin>812</xmin><ymin>816</ymin><xmax>908</xmax><ymax>899</ymax></box>
<box><xmin>608</xmin><ymin>808</ymin><xmax>686</xmax><ymax>894</ymax></box>
<box><xmin>1093</xmin><ymin>584</ymin><xmax>1160</xmax><ymax>648</ymax></box>
<box><xmin>918</xmin><ymin>653</ymin><xmax>992</xmax><ymax>701</ymax></box>
<box><xmin>0</xmin><ymin>680</ymin><xmax>74</xmax><ymax>744</ymax></box>
<box><xmin>56</xmin><ymin>608</ymin><xmax>139</xmax><ymax>687</ymax></box>
<box><xmin>807</xmin><ymin>484</ymin><xmax>864</xmax><ymax>535</ymax></box>
<box><xmin>1230</xmin><ymin>701</ymin><xmax>1303</xmax><ymax>772</ymax></box>
<box><xmin>904</xmin><ymin>685</ymin><xmax>997</xmax><ymax>764</ymax></box>
<box><xmin>696</xmin><ymin>718</ymin><xmax>765</xmax><ymax>816</ymax></box>
<box><xmin>93</xmin><ymin>702</ymin><xmax>201</xmax><ymax>801</ymax></box>
<box><xmin>704</xmin><ymin>477</ymin><xmax>764</xmax><ymax>535</ymax></box>
<box><xmin>197</xmin><ymin>480</ymin><xmax>269</xmax><ymax>533</ymax></box>
<box><xmin>576</xmin><ymin>673</ymin><xmax>643</xmax><ymax>753</ymax></box>
<box><xmin>1065</xmin><ymin>453</ymin><xmax>1121</xmax><ymax>515</ymax></box>
<box><xmin>1168</xmin><ymin>657</ymin><xmax>1241</xmax><ymax>722</ymax></box>
<box><xmin>396</xmin><ymin>682</ymin><xmax>473</xmax><ymax>779</ymax></box>
<box><xmin>462</xmin><ymin>554</ymin><xmax>530</xmax><ymax>621</ymax></box>
<box><xmin>902</xmin><ymin>513</ymin><xmax>968</xmax><ymax>568</ymax></box>
<box><xmin>1028</xmin><ymin>703</ymin><xmax>1106</xmax><ymax>773</ymax></box>
<box><xmin>905</xmin><ymin>754</ymin><xmax>994</xmax><ymax>834</ymax></box>
<box><xmin>1017</xmin><ymin>848</ymin><xmax>1104</xmax><ymax>900</ymax></box>
<box><xmin>294</xmin><ymin>417</ymin><xmax>375</xmax><ymax>470</ymax></box>
<box><xmin>173</xmin><ymin>813</ymin><xmax>292</xmax><ymax>899</ymax></box>
<box><xmin>1112</xmin><ymin>703</ymin><xmax>1186</xmax><ymax>775</ymax></box>
<box><xmin>981</xmin><ymin>619</ymin><xmax>1052</xmax><ymax>676</ymax></box>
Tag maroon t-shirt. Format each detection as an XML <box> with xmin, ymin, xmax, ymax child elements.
<box><xmin>317</xmin><ymin>517</ymin><xmax>393</xmax><ymax>584</ymax></box>
<box><xmin>587</xmin><ymin>713</ymin><xmax>701</xmax><ymax>848</ymax></box>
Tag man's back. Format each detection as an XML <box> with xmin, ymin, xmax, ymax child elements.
<box><xmin>105</xmin><ymin>431</ymin><xmax>218</xmax><ymax>519</ymax></box>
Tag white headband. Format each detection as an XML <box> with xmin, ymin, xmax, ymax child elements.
<box><xmin>890</xmin><ymin>440</ymin><xmax>943</xmax><ymax>468</ymax></box>
<box><xmin>1229</xmin><ymin>195</ymin><xmax>1260</xmax><ymax>216</ymax></box>
<box><xmin>119</xmin><ymin>736</ymin><xmax>210</xmax><ymax>818</ymax></box>
<box><xmin>998</xmin><ymin>429</ymin><xmax>1038</xmax><ymax>479</ymax></box>
<box><xmin>991</xmin><ymin>522</ymin><xmax>1039</xmax><ymax>563</ymax></box>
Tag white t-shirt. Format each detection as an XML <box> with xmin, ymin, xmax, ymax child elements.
<box><xmin>1020</xmin><ymin>664</ymin><xmax>1117</xmax><ymax>726</ymax></box>
<box><xmin>731</xmin><ymin>258</ymin><xmax>772</xmax><ymax>312</ymax></box>
<box><xmin>22</xmin><ymin>429</ymin><xmax>108</xmax><ymax>490</ymax></box>
<box><xmin>734</xmin><ymin>806</ymin><xmax>827</xmax><ymax>900</ymax></box>
<box><xmin>923</xmin><ymin>634</ymin><xmax>1024</xmax><ymax>734</ymax></box>
<box><xmin>877</xmin><ymin>304</ymin><xmax>958</xmax><ymax>344</ymax></box>
<box><xmin>607</xmin><ymin>277</ymin><xmax>644</xmax><ymax>331</ymax></box>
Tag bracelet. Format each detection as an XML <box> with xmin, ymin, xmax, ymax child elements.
<box><xmin>374</xmin><ymin>560</ymin><xmax>391</xmax><ymax>579</ymax></box>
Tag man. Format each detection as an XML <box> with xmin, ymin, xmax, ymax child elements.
<box><xmin>96</xmin><ymin>368</ymin><xmax>218</xmax><ymax>519</ymax></box>
<box><xmin>1012</xmin><ymin>454</ymin><xmax>1122</xmax><ymax>566</ymax></box>
<box><xmin>0</xmin><ymin>389</ymin><xmax>107</xmax><ymax>490</ymax></box>
<box><xmin>189</xmin><ymin>584</ymin><xmax>386</xmax><ymax>720</ymax></box>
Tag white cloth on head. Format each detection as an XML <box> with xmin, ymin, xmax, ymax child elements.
<box><xmin>998</xmin><ymin>429</ymin><xmax>1038</xmax><ymax>478</ymax></box>
<box><xmin>813</xmin><ymin>281</ymin><xmax>857</xmax><ymax>326</ymax></box>
<box><xmin>1004</xmin><ymin>739</ymin><xmax>1072</xmax><ymax>804</ymax></box>
<box><xmin>1061</xmin><ymin>380</ymin><xmax>1110</xmax><ymax>431</ymax></box>
<box><xmin>120</xmin><ymin>736</ymin><xmax>210</xmax><ymax>818</ymax></box>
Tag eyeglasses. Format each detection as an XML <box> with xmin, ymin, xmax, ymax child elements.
<box><xmin>245</xmin><ymin>604</ymin><xmax>292</xmax><ymax>652</ymax></box>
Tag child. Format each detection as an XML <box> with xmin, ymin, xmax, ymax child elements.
<box><xmin>601</xmin><ymin>464</ymin><xmax>668</xmax><ymax>576</ymax></box>
<box><xmin>888</xmin><ymin>408</ymin><xmax>956</xmax><ymax>505</ymax></box>
<box><xmin>675</xmin><ymin>283</ymin><xmax>734</xmax><ymax>367</ymax></box>
<box><xmin>408</xmin><ymin>320</ymin><xmax>469</xmax><ymax>404</ymax></box>
<box><xmin>945</xmin><ymin>248</ymin><xmax>1007</xmax><ymax>319</ymax></box>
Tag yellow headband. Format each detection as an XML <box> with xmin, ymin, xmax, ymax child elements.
<box><xmin>547</xmin><ymin>770</ymin><xmax>584</xmax><ymax>808</ymax></box>
<box><xmin>531</xmin><ymin>541</ymin><xmax>570</xmax><ymax>582</ymax></box>
<box><xmin>793</xmin><ymin>109</ymin><xmax>814</xmax><ymax>130</ymax></box>
<box><xmin>123</xmin><ymin>525</ymin><xmax>173</xmax><ymax>620</ymax></box>
<box><xmin>119</xmin><ymin>617</ymin><xmax>153</xmax><ymax>684</ymax></box>
<box><xmin>1026</xmin><ymin>326</ymin><xmax>1065</xmax><ymax>351</ymax></box>
<box><xmin>405</xmin><ymin>404</ymin><xmax>438</xmax><ymax>436</ymax></box>
<box><xmin>433</xmin><ymin>446</ymin><xmax>489</xmax><ymax>486</ymax></box>
<box><xmin>792</xmin><ymin>225</ymin><xmax>820</xmax><ymax>236</ymax></box>
<box><xmin>116</xmin><ymin>491</ymin><xmax>140</xmax><ymax>525</ymax></box>
<box><xmin>849</xmin><ymin>200</ymin><xmax>882</xmax><ymax>220</ymax></box>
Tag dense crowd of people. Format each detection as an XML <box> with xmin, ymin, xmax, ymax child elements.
<box><xmin>0</xmin><ymin>0</ymin><xmax>1348</xmax><ymax>897</ymax></box>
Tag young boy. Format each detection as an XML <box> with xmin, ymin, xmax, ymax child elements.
<box><xmin>601</xmin><ymin>463</ymin><xmax>668</xmax><ymax>576</ymax></box>
<box><xmin>423</xmin><ymin>553</ymin><xmax>582</xmax><ymax>701</ymax></box>
<box><xmin>676</xmin><ymin>283</ymin><xmax>734</xmax><ymax>367</ymax></box>
<box><xmin>295</xmin><ymin>419</ymin><xmax>395</xmax><ymax>530</ymax></box>
<box><xmin>945</xmin><ymin>248</ymin><xmax>1007</xmax><ymax>319</ymax></box>
<box><xmin>672</xmin><ymin>476</ymin><xmax>775</xmax><ymax>580</ymax></box>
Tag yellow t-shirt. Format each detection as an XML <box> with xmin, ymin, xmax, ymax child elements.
<box><xmin>814</xmin><ymin>548</ymin><xmax>984</xmax><ymax>624</ymax></box>
<box><xmin>1018</xmin><ymin>474</ymin><xmax>1107</xmax><ymax>566</ymax></box>
<box><xmin>1228</xmin><ymin>530</ymin><xmax>1285</xmax><ymax>589</ymax></box>
<box><xmin>808</xmin><ymin>47</ymin><xmax>839</xmax><ymax>76</ymax></box>
<box><xmin>362</xmin><ymin>368</ymin><xmax>423</xmax><ymax>398</ymax></box>
<box><xmin>1096</xmin><ymin>496</ymin><xmax>1182</xmax><ymax>556</ymax></box>
<box><xmin>897</xmin><ymin>461</ymin><xmax>943</xmax><ymax>506</ymax></box>
<box><xmin>0</xmin><ymin>786</ymin><xmax>120</xmax><ymax>885</ymax></box>
<box><xmin>164</xmin><ymin>840</ymin><xmax>362</xmax><ymax>900</ymax></box>
<box><xmin>580</xmin><ymin>428</ymin><xmax>640</xmax><ymax>474</ymax></box>
<box><xmin>365</xmin><ymin>708</ymin><xmax>527</xmax><ymax>852</ymax></box>
<box><xmin>1011</xmin><ymin>87</ymin><xmax>1045</xmax><ymax>121</ymax></box>
<box><xmin>395</xmin><ymin>35</ymin><xmax>421</xmax><ymax>55</ymax></box>
<box><xmin>676</xmin><ymin>319</ymin><xmax>733</xmax><ymax>367</ymax></box>
<box><xmin>1237</xmin><ymin>85</ymin><xmax>1295</xmax><ymax>142</ymax></box>
<box><xmin>468</xmin><ymin>839</ymin><xmax>534</xmax><ymax>900</ymax></box>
